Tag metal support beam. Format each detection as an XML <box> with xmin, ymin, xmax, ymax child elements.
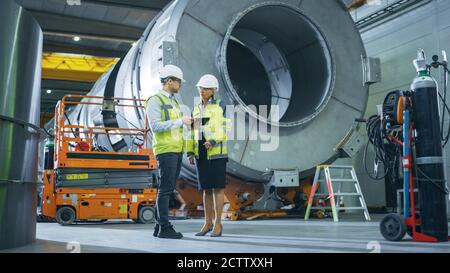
<box><xmin>29</xmin><ymin>10</ymin><xmax>145</xmax><ymax>41</ymax></box>
<box><xmin>44</xmin><ymin>42</ymin><xmax>127</xmax><ymax>58</ymax></box>
<box><xmin>355</xmin><ymin>0</ymin><xmax>431</xmax><ymax>29</ymax></box>
<box><xmin>42</xmin><ymin>79</ymin><xmax>94</xmax><ymax>90</ymax></box>
<box><xmin>42</xmin><ymin>52</ymin><xmax>118</xmax><ymax>82</ymax></box>
<box><xmin>44</xmin><ymin>31</ymin><xmax>136</xmax><ymax>44</ymax></box>
<box><xmin>80</xmin><ymin>0</ymin><xmax>168</xmax><ymax>11</ymax></box>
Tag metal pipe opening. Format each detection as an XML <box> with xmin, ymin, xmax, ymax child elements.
<box><xmin>220</xmin><ymin>4</ymin><xmax>333</xmax><ymax>127</ymax></box>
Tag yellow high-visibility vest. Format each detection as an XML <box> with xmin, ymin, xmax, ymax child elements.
<box><xmin>145</xmin><ymin>93</ymin><xmax>184</xmax><ymax>156</ymax></box>
<box><xmin>186</xmin><ymin>99</ymin><xmax>231</xmax><ymax>160</ymax></box>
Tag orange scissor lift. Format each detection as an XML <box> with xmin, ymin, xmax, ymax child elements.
<box><xmin>41</xmin><ymin>95</ymin><xmax>158</xmax><ymax>225</ymax></box>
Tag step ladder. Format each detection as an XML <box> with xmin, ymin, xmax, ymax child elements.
<box><xmin>304</xmin><ymin>165</ymin><xmax>371</xmax><ymax>222</ymax></box>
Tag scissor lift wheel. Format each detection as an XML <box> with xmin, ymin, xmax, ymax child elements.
<box><xmin>56</xmin><ymin>206</ymin><xmax>76</xmax><ymax>226</ymax></box>
<box><xmin>137</xmin><ymin>206</ymin><xmax>156</xmax><ymax>224</ymax></box>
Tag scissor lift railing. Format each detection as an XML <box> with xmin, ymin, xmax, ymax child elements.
<box><xmin>54</xmin><ymin>95</ymin><xmax>156</xmax><ymax>170</ymax></box>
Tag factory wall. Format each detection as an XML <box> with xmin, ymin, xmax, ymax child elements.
<box><xmin>354</xmin><ymin>0</ymin><xmax>450</xmax><ymax>215</ymax></box>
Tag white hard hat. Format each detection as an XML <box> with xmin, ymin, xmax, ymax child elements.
<box><xmin>159</xmin><ymin>65</ymin><xmax>185</xmax><ymax>82</ymax></box>
<box><xmin>196</xmin><ymin>74</ymin><xmax>219</xmax><ymax>90</ymax></box>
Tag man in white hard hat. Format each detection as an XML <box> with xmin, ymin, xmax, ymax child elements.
<box><xmin>145</xmin><ymin>64</ymin><xmax>193</xmax><ymax>239</ymax></box>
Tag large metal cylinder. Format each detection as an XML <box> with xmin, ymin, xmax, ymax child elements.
<box><xmin>67</xmin><ymin>0</ymin><xmax>368</xmax><ymax>183</ymax></box>
<box><xmin>0</xmin><ymin>0</ymin><xmax>43</xmax><ymax>249</ymax></box>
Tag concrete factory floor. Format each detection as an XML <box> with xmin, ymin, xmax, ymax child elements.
<box><xmin>3</xmin><ymin>215</ymin><xmax>450</xmax><ymax>253</ymax></box>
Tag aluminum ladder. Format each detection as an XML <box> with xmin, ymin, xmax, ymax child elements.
<box><xmin>304</xmin><ymin>165</ymin><xmax>371</xmax><ymax>222</ymax></box>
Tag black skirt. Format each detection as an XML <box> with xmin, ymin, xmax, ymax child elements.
<box><xmin>195</xmin><ymin>139</ymin><xmax>227</xmax><ymax>190</ymax></box>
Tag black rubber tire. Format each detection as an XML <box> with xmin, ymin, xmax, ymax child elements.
<box><xmin>56</xmin><ymin>207</ymin><xmax>76</xmax><ymax>226</ymax></box>
<box><xmin>137</xmin><ymin>206</ymin><xmax>156</xmax><ymax>224</ymax></box>
<box><xmin>380</xmin><ymin>213</ymin><xmax>407</xmax><ymax>242</ymax></box>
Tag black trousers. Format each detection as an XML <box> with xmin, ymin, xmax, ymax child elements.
<box><xmin>195</xmin><ymin>139</ymin><xmax>227</xmax><ymax>190</ymax></box>
<box><xmin>155</xmin><ymin>152</ymin><xmax>183</xmax><ymax>227</ymax></box>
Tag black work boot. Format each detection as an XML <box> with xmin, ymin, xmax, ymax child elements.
<box><xmin>158</xmin><ymin>224</ymin><xmax>183</xmax><ymax>239</ymax></box>
<box><xmin>153</xmin><ymin>224</ymin><xmax>159</xmax><ymax>238</ymax></box>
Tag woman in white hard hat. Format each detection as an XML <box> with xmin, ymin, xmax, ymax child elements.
<box><xmin>187</xmin><ymin>74</ymin><xmax>230</xmax><ymax>237</ymax></box>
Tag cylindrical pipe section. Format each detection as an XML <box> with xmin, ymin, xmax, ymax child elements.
<box><xmin>64</xmin><ymin>0</ymin><xmax>368</xmax><ymax>184</ymax></box>
<box><xmin>0</xmin><ymin>0</ymin><xmax>43</xmax><ymax>250</ymax></box>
